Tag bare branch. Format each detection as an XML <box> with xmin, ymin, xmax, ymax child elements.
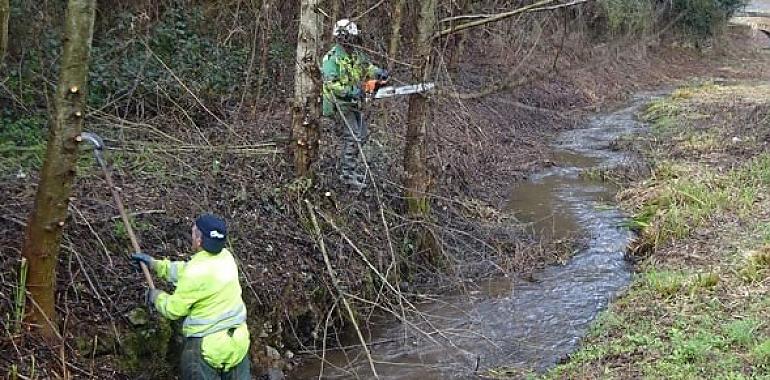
<box><xmin>530</xmin><ymin>0</ymin><xmax>591</xmax><ymax>12</ymax></box>
<box><xmin>437</xmin><ymin>20</ymin><xmax>547</xmax><ymax>100</ymax></box>
<box><xmin>435</xmin><ymin>0</ymin><xmax>555</xmax><ymax>38</ymax></box>
<box><xmin>353</xmin><ymin>0</ymin><xmax>387</xmax><ymax>20</ymax></box>
<box><xmin>435</xmin><ymin>0</ymin><xmax>592</xmax><ymax>38</ymax></box>
<box><xmin>439</xmin><ymin>14</ymin><xmax>495</xmax><ymax>23</ymax></box>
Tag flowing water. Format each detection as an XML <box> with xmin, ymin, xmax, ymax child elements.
<box><xmin>291</xmin><ymin>93</ymin><xmax>662</xmax><ymax>379</ymax></box>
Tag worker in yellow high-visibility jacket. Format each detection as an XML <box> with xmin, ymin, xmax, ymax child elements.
<box><xmin>132</xmin><ymin>214</ymin><xmax>250</xmax><ymax>379</ymax></box>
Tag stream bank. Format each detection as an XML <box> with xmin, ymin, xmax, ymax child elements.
<box><xmin>290</xmin><ymin>91</ymin><xmax>664</xmax><ymax>379</ymax></box>
<box><xmin>290</xmin><ymin>28</ymin><xmax>770</xmax><ymax>379</ymax></box>
<box><xmin>543</xmin><ymin>81</ymin><xmax>770</xmax><ymax>379</ymax></box>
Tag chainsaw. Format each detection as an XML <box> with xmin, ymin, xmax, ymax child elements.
<box><xmin>363</xmin><ymin>80</ymin><xmax>436</xmax><ymax>100</ymax></box>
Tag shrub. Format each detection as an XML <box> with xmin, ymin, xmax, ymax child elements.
<box><xmin>599</xmin><ymin>0</ymin><xmax>655</xmax><ymax>36</ymax></box>
<box><xmin>669</xmin><ymin>0</ymin><xmax>748</xmax><ymax>38</ymax></box>
<box><xmin>88</xmin><ymin>7</ymin><xmax>253</xmax><ymax>114</ymax></box>
<box><xmin>0</xmin><ymin>114</ymin><xmax>47</xmax><ymax>146</ymax></box>
<box><xmin>592</xmin><ymin>0</ymin><xmax>748</xmax><ymax>40</ymax></box>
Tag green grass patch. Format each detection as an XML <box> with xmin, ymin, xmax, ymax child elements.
<box><xmin>753</xmin><ymin>340</ymin><xmax>770</xmax><ymax>368</ymax></box>
<box><xmin>645</xmin><ymin>270</ymin><xmax>687</xmax><ymax>297</ymax></box>
<box><xmin>642</xmin><ymin>98</ymin><xmax>683</xmax><ymax>134</ymax></box>
<box><xmin>669</xmin><ymin>329</ymin><xmax>724</xmax><ymax>364</ymax></box>
<box><xmin>630</xmin><ymin>153</ymin><xmax>770</xmax><ymax>251</ymax></box>
<box><xmin>724</xmin><ymin>318</ymin><xmax>762</xmax><ymax>348</ymax></box>
<box><xmin>692</xmin><ymin>271</ymin><xmax>720</xmax><ymax>289</ymax></box>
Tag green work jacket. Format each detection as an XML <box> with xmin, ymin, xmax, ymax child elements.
<box><xmin>320</xmin><ymin>43</ymin><xmax>381</xmax><ymax>116</ymax></box>
<box><xmin>153</xmin><ymin>248</ymin><xmax>250</xmax><ymax>371</ymax></box>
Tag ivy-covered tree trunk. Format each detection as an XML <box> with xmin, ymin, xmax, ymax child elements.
<box><xmin>0</xmin><ymin>0</ymin><xmax>9</xmax><ymax>63</ymax></box>
<box><xmin>291</xmin><ymin>0</ymin><xmax>322</xmax><ymax>176</ymax></box>
<box><xmin>404</xmin><ymin>0</ymin><xmax>436</xmax><ymax>216</ymax></box>
<box><xmin>21</xmin><ymin>0</ymin><xmax>96</xmax><ymax>339</ymax></box>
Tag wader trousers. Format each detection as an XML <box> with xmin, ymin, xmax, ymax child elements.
<box><xmin>337</xmin><ymin>107</ymin><xmax>368</xmax><ymax>184</ymax></box>
<box><xmin>180</xmin><ymin>337</ymin><xmax>251</xmax><ymax>380</ymax></box>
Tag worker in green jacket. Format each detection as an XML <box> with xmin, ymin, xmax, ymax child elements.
<box><xmin>132</xmin><ymin>214</ymin><xmax>250</xmax><ymax>379</ymax></box>
<box><xmin>321</xmin><ymin>18</ymin><xmax>389</xmax><ymax>189</ymax></box>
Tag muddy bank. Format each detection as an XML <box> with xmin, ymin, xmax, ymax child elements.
<box><xmin>1</xmin><ymin>27</ymin><xmax>769</xmax><ymax>379</ymax></box>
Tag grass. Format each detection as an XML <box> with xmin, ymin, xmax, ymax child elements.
<box><xmin>645</xmin><ymin>270</ymin><xmax>686</xmax><ymax>297</ymax></box>
<box><xmin>724</xmin><ymin>319</ymin><xmax>762</xmax><ymax>348</ymax></box>
<box><xmin>537</xmin><ymin>83</ymin><xmax>770</xmax><ymax>379</ymax></box>
<box><xmin>754</xmin><ymin>340</ymin><xmax>770</xmax><ymax>368</ymax></box>
<box><xmin>627</xmin><ymin>153</ymin><xmax>770</xmax><ymax>251</ymax></box>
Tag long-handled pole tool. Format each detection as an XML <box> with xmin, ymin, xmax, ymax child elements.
<box><xmin>78</xmin><ymin>132</ymin><xmax>155</xmax><ymax>289</ymax></box>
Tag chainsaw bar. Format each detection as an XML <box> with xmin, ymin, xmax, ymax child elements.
<box><xmin>374</xmin><ymin>83</ymin><xmax>435</xmax><ymax>99</ymax></box>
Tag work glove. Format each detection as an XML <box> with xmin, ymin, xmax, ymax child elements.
<box><xmin>145</xmin><ymin>288</ymin><xmax>162</xmax><ymax>308</ymax></box>
<box><xmin>374</xmin><ymin>68</ymin><xmax>390</xmax><ymax>81</ymax></box>
<box><xmin>130</xmin><ymin>253</ymin><xmax>155</xmax><ymax>270</ymax></box>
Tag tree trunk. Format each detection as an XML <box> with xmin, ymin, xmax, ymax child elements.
<box><xmin>403</xmin><ymin>0</ymin><xmax>440</xmax><ymax>263</ymax></box>
<box><xmin>291</xmin><ymin>0</ymin><xmax>322</xmax><ymax>177</ymax></box>
<box><xmin>403</xmin><ymin>0</ymin><xmax>435</xmax><ymax>216</ymax></box>
<box><xmin>331</xmin><ymin>0</ymin><xmax>340</xmax><ymax>22</ymax></box>
<box><xmin>387</xmin><ymin>0</ymin><xmax>406</xmax><ymax>71</ymax></box>
<box><xmin>256</xmin><ymin>0</ymin><xmax>270</xmax><ymax>99</ymax></box>
<box><xmin>21</xmin><ymin>0</ymin><xmax>96</xmax><ymax>339</ymax></box>
<box><xmin>327</xmin><ymin>0</ymin><xmax>340</xmax><ymax>45</ymax></box>
<box><xmin>0</xmin><ymin>0</ymin><xmax>8</xmax><ymax>63</ymax></box>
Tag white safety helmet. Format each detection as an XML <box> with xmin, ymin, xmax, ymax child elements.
<box><xmin>333</xmin><ymin>19</ymin><xmax>359</xmax><ymax>38</ymax></box>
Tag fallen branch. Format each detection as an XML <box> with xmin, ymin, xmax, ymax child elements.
<box><xmin>107</xmin><ymin>209</ymin><xmax>166</xmax><ymax>222</ymax></box>
<box><xmin>313</xmin><ymin>206</ymin><xmax>445</xmax><ymax>347</ymax></box>
<box><xmin>109</xmin><ymin>144</ymin><xmax>280</xmax><ymax>155</ymax></box>
<box><xmin>304</xmin><ymin>200</ymin><xmax>379</xmax><ymax>379</ymax></box>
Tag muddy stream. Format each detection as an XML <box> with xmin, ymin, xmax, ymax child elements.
<box><xmin>291</xmin><ymin>93</ymin><xmax>662</xmax><ymax>379</ymax></box>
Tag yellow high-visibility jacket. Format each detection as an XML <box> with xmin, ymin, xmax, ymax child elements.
<box><xmin>153</xmin><ymin>248</ymin><xmax>250</xmax><ymax>371</ymax></box>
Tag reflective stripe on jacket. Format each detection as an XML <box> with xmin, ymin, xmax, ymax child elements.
<box><xmin>153</xmin><ymin>248</ymin><xmax>250</xmax><ymax>371</ymax></box>
<box><xmin>321</xmin><ymin>43</ymin><xmax>380</xmax><ymax>117</ymax></box>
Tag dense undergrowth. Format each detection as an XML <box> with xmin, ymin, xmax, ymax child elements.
<box><xmin>598</xmin><ymin>0</ymin><xmax>747</xmax><ymax>39</ymax></box>
<box><xmin>545</xmin><ymin>83</ymin><xmax>770</xmax><ymax>379</ymax></box>
<box><xmin>0</xmin><ymin>0</ymin><xmax>763</xmax><ymax>378</ymax></box>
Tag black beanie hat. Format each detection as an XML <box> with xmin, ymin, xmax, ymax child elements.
<box><xmin>195</xmin><ymin>214</ymin><xmax>227</xmax><ymax>254</ymax></box>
